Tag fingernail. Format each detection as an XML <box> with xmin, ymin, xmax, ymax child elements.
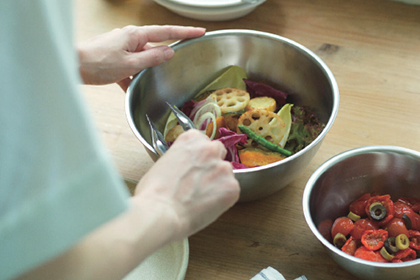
<box><xmin>164</xmin><ymin>47</ymin><xmax>175</xmax><ymax>60</ymax></box>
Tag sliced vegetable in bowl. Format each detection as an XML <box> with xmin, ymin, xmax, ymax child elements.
<box><xmin>163</xmin><ymin>65</ymin><xmax>325</xmax><ymax>169</ymax></box>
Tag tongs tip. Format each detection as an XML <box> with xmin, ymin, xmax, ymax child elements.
<box><xmin>166</xmin><ymin>102</ymin><xmax>195</xmax><ymax>131</ymax></box>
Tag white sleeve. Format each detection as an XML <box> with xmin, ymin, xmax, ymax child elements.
<box><xmin>0</xmin><ymin>1</ymin><xmax>130</xmax><ymax>279</ymax></box>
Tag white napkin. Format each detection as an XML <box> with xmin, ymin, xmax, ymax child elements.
<box><xmin>250</xmin><ymin>267</ymin><xmax>307</xmax><ymax>280</ymax></box>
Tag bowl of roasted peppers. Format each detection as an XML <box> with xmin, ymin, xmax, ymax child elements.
<box><xmin>303</xmin><ymin>145</ymin><xmax>420</xmax><ymax>280</ymax></box>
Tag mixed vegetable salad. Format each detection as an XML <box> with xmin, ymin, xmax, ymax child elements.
<box><xmin>320</xmin><ymin>193</ymin><xmax>420</xmax><ymax>263</ymax></box>
<box><xmin>163</xmin><ymin>66</ymin><xmax>325</xmax><ymax>169</ymax></box>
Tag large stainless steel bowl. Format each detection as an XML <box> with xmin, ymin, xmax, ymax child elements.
<box><xmin>303</xmin><ymin>146</ymin><xmax>420</xmax><ymax>280</ymax></box>
<box><xmin>126</xmin><ymin>29</ymin><xmax>339</xmax><ymax>202</ymax></box>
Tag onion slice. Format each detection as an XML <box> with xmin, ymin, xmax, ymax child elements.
<box><xmin>196</xmin><ymin>112</ymin><xmax>217</xmax><ymax>139</ymax></box>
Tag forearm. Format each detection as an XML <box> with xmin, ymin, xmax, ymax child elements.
<box><xmin>15</xmin><ymin>197</ymin><xmax>176</xmax><ymax>280</ymax></box>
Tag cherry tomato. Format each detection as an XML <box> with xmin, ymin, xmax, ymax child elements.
<box><xmin>397</xmin><ymin>197</ymin><xmax>414</xmax><ymax>207</ymax></box>
<box><xmin>361</xmin><ymin>229</ymin><xmax>388</xmax><ymax>251</ymax></box>
<box><xmin>398</xmin><ymin>197</ymin><xmax>420</xmax><ymax>206</ymax></box>
<box><xmin>349</xmin><ymin>193</ymin><xmax>372</xmax><ymax>217</ymax></box>
<box><xmin>331</xmin><ymin>217</ymin><xmax>354</xmax><ymax>239</ymax></box>
<box><xmin>408</xmin><ymin>230</ymin><xmax>420</xmax><ymax>250</ymax></box>
<box><xmin>386</xmin><ymin>218</ymin><xmax>409</xmax><ymax>238</ymax></box>
<box><xmin>412</xmin><ymin>202</ymin><xmax>420</xmax><ymax>213</ymax></box>
<box><xmin>365</xmin><ymin>195</ymin><xmax>394</xmax><ymax>224</ymax></box>
<box><xmin>342</xmin><ymin>236</ymin><xmax>358</xmax><ymax>256</ymax></box>
<box><xmin>318</xmin><ymin>219</ymin><xmax>333</xmax><ymax>243</ymax></box>
<box><xmin>393</xmin><ymin>248</ymin><xmax>417</xmax><ymax>262</ymax></box>
<box><xmin>350</xmin><ymin>218</ymin><xmax>378</xmax><ymax>240</ymax></box>
<box><xmin>354</xmin><ymin>246</ymin><xmax>388</xmax><ymax>263</ymax></box>
<box><xmin>394</xmin><ymin>202</ymin><xmax>420</xmax><ymax>231</ymax></box>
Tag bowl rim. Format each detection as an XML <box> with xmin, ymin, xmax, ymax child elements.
<box><xmin>302</xmin><ymin>145</ymin><xmax>420</xmax><ymax>268</ymax></box>
<box><xmin>126</xmin><ymin>29</ymin><xmax>340</xmax><ymax>172</ymax></box>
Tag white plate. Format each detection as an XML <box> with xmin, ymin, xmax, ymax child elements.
<box><xmin>122</xmin><ymin>179</ymin><xmax>189</xmax><ymax>280</ymax></box>
<box><xmin>167</xmin><ymin>0</ymin><xmax>243</xmax><ymax>8</ymax></box>
<box><xmin>154</xmin><ymin>0</ymin><xmax>265</xmax><ymax>21</ymax></box>
<box><xmin>122</xmin><ymin>239</ymin><xmax>189</xmax><ymax>280</ymax></box>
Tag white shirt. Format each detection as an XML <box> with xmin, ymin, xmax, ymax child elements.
<box><xmin>0</xmin><ymin>1</ymin><xmax>129</xmax><ymax>279</ymax></box>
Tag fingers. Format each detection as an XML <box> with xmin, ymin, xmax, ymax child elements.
<box><xmin>125</xmin><ymin>25</ymin><xmax>206</xmax><ymax>44</ymax></box>
<box><xmin>174</xmin><ymin>130</ymin><xmax>228</xmax><ymax>160</ymax></box>
<box><xmin>129</xmin><ymin>45</ymin><xmax>175</xmax><ymax>70</ymax></box>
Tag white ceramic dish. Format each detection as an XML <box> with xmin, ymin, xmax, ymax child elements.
<box><xmin>123</xmin><ymin>179</ymin><xmax>189</xmax><ymax>280</ymax></box>
<box><xmin>167</xmin><ymin>0</ymin><xmax>243</xmax><ymax>8</ymax></box>
<box><xmin>122</xmin><ymin>239</ymin><xmax>189</xmax><ymax>280</ymax></box>
<box><xmin>154</xmin><ymin>0</ymin><xmax>265</xmax><ymax>21</ymax></box>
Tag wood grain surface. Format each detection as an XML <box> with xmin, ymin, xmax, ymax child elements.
<box><xmin>74</xmin><ymin>0</ymin><xmax>420</xmax><ymax>279</ymax></box>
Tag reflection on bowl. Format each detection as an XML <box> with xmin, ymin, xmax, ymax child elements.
<box><xmin>303</xmin><ymin>145</ymin><xmax>420</xmax><ymax>280</ymax></box>
<box><xmin>126</xmin><ymin>29</ymin><xmax>339</xmax><ymax>202</ymax></box>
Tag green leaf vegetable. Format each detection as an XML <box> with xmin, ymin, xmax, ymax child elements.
<box><xmin>284</xmin><ymin>106</ymin><xmax>325</xmax><ymax>154</ymax></box>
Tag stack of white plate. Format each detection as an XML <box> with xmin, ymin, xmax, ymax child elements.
<box><xmin>153</xmin><ymin>0</ymin><xmax>266</xmax><ymax>21</ymax></box>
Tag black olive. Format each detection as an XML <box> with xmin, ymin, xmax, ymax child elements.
<box><xmin>402</xmin><ymin>214</ymin><xmax>412</xmax><ymax>230</ymax></box>
<box><xmin>369</xmin><ymin>202</ymin><xmax>387</xmax><ymax>221</ymax></box>
<box><xmin>384</xmin><ymin>237</ymin><xmax>399</xmax><ymax>254</ymax></box>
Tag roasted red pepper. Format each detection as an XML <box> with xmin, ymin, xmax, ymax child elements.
<box><xmin>393</xmin><ymin>248</ymin><xmax>417</xmax><ymax>262</ymax></box>
<box><xmin>350</xmin><ymin>218</ymin><xmax>378</xmax><ymax>240</ymax></box>
<box><xmin>365</xmin><ymin>195</ymin><xmax>394</xmax><ymax>226</ymax></box>
<box><xmin>361</xmin><ymin>229</ymin><xmax>388</xmax><ymax>251</ymax></box>
<box><xmin>342</xmin><ymin>236</ymin><xmax>358</xmax><ymax>256</ymax></box>
<box><xmin>408</xmin><ymin>230</ymin><xmax>420</xmax><ymax>250</ymax></box>
<box><xmin>354</xmin><ymin>246</ymin><xmax>388</xmax><ymax>263</ymax></box>
<box><xmin>349</xmin><ymin>193</ymin><xmax>372</xmax><ymax>217</ymax></box>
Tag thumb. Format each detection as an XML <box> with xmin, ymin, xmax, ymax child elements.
<box><xmin>117</xmin><ymin>77</ymin><xmax>132</xmax><ymax>92</ymax></box>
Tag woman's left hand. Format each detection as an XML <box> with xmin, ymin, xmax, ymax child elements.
<box><xmin>77</xmin><ymin>25</ymin><xmax>205</xmax><ymax>91</ymax></box>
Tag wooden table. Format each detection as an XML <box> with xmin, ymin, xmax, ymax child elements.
<box><xmin>74</xmin><ymin>0</ymin><xmax>420</xmax><ymax>279</ymax></box>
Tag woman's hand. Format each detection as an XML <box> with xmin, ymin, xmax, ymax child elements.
<box><xmin>77</xmin><ymin>25</ymin><xmax>205</xmax><ymax>91</ymax></box>
<box><xmin>134</xmin><ymin>130</ymin><xmax>240</xmax><ymax>243</ymax></box>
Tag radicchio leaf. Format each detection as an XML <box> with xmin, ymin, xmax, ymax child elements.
<box><xmin>216</xmin><ymin>128</ymin><xmax>247</xmax><ymax>164</ymax></box>
<box><xmin>232</xmin><ymin>162</ymin><xmax>249</xmax><ymax>169</ymax></box>
<box><xmin>181</xmin><ymin>99</ymin><xmax>196</xmax><ymax>118</ymax></box>
<box><xmin>244</xmin><ymin>79</ymin><xmax>288</xmax><ymax>110</ymax></box>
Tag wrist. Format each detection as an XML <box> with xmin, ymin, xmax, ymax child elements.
<box><xmin>76</xmin><ymin>43</ymin><xmax>93</xmax><ymax>85</ymax></box>
<box><xmin>129</xmin><ymin>195</ymin><xmax>179</xmax><ymax>249</ymax></box>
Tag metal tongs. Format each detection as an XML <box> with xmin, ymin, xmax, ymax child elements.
<box><xmin>146</xmin><ymin>102</ymin><xmax>195</xmax><ymax>156</ymax></box>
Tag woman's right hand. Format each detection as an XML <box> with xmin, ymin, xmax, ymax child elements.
<box><xmin>133</xmin><ymin>129</ymin><xmax>240</xmax><ymax>242</ymax></box>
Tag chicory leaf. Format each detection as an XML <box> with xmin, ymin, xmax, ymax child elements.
<box><xmin>277</xmin><ymin>104</ymin><xmax>293</xmax><ymax>148</ymax></box>
<box><xmin>196</xmin><ymin>65</ymin><xmax>248</xmax><ymax>97</ymax></box>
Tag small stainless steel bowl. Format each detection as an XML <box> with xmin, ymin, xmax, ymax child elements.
<box><xmin>126</xmin><ymin>29</ymin><xmax>339</xmax><ymax>202</ymax></box>
<box><xmin>303</xmin><ymin>145</ymin><xmax>420</xmax><ymax>280</ymax></box>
